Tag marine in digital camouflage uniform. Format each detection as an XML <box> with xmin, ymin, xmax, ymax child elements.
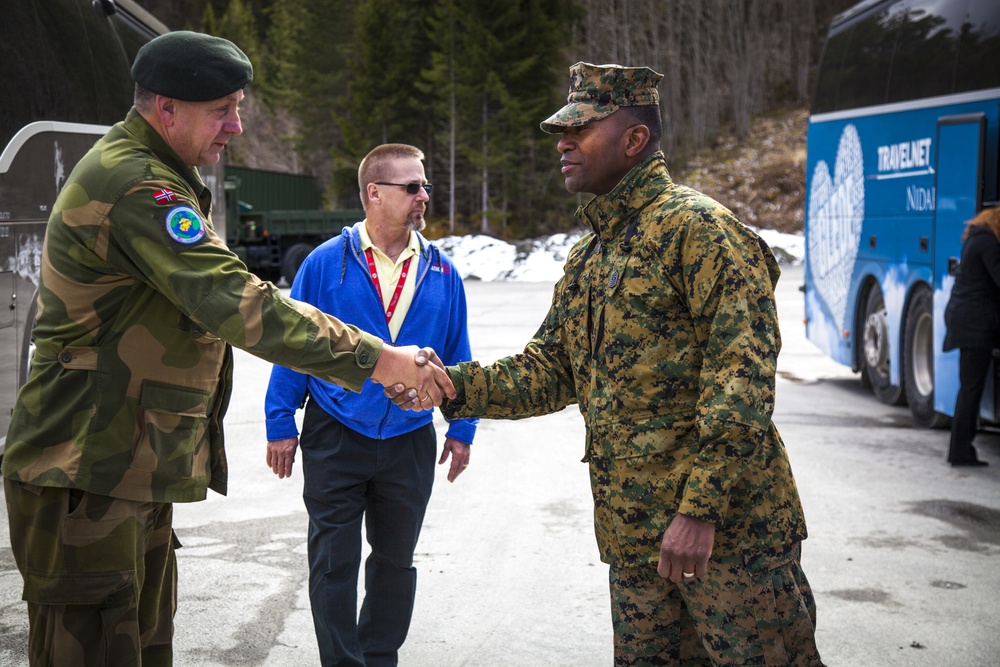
<box><xmin>2</xmin><ymin>31</ymin><xmax>452</xmax><ymax>667</ymax></box>
<box><xmin>439</xmin><ymin>63</ymin><xmax>826</xmax><ymax>666</ymax></box>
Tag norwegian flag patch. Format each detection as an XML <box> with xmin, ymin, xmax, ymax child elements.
<box><xmin>153</xmin><ymin>189</ymin><xmax>177</xmax><ymax>205</ymax></box>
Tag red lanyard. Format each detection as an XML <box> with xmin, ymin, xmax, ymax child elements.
<box><xmin>364</xmin><ymin>248</ymin><xmax>412</xmax><ymax>323</ymax></box>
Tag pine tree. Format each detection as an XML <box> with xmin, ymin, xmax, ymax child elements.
<box><xmin>421</xmin><ymin>0</ymin><xmax>573</xmax><ymax>235</ymax></box>
<box><xmin>261</xmin><ymin>0</ymin><xmax>354</xmax><ymax>200</ymax></box>
<box><xmin>336</xmin><ymin>0</ymin><xmax>436</xmax><ymax>205</ymax></box>
<box><xmin>419</xmin><ymin>0</ymin><xmax>472</xmax><ymax>233</ymax></box>
<box><xmin>215</xmin><ymin>0</ymin><xmax>262</xmax><ymax>75</ymax></box>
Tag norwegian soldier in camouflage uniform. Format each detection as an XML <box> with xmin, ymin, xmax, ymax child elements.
<box><xmin>1</xmin><ymin>31</ymin><xmax>453</xmax><ymax>667</ymax></box>
<box><xmin>395</xmin><ymin>62</ymin><xmax>825</xmax><ymax>666</ymax></box>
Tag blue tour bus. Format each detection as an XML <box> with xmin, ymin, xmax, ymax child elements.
<box><xmin>804</xmin><ymin>0</ymin><xmax>1000</xmax><ymax>428</ymax></box>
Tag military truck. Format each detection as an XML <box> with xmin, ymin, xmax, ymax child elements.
<box><xmin>222</xmin><ymin>166</ymin><xmax>363</xmax><ymax>285</ymax></box>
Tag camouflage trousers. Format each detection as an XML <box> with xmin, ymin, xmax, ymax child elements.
<box><xmin>610</xmin><ymin>542</ymin><xmax>824</xmax><ymax>667</ymax></box>
<box><xmin>4</xmin><ymin>479</ymin><xmax>178</xmax><ymax>667</ymax></box>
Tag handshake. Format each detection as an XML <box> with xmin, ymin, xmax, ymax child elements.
<box><xmin>371</xmin><ymin>345</ymin><xmax>454</xmax><ymax>411</ymax></box>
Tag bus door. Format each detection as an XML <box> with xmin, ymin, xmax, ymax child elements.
<box><xmin>0</xmin><ymin>229</ymin><xmax>16</xmax><ymax>441</ymax></box>
<box><xmin>933</xmin><ymin>113</ymin><xmax>987</xmax><ymax>418</ymax></box>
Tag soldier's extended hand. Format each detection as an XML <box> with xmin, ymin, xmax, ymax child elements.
<box><xmin>657</xmin><ymin>514</ymin><xmax>715</xmax><ymax>583</ymax></box>
<box><xmin>383</xmin><ymin>347</ymin><xmax>448</xmax><ymax>409</ymax></box>
<box><xmin>266</xmin><ymin>437</ymin><xmax>299</xmax><ymax>479</ymax></box>
<box><xmin>371</xmin><ymin>345</ymin><xmax>455</xmax><ymax>410</ymax></box>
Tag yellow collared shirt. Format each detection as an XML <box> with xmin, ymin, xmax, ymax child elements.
<box><xmin>359</xmin><ymin>222</ymin><xmax>420</xmax><ymax>342</ymax></box>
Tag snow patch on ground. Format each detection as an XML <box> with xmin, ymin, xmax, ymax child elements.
<box><xmin>436</xmin><ymin>227</ymin><xmax>803</xmax><ymax>282</ymax></box>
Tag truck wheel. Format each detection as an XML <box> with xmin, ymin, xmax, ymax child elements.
<box><xmin>904</xmin><ymin>285</ymin><xmax>949</xmax><ymax>428</ymax></box>
<box><xmin>281</xmin><ymin>243</ymin><xmax>313</xmax><ymax>286</ymax></box>
<box><xmin>861</xmin><ymin>285</ymin><xmax>905</xmax><ymax>405</ymax></box>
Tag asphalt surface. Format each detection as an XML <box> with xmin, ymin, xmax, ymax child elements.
<box><xmin>1</xmin><ymin>264</ymin><xmax>998</xmax><ymax>666</ymax></box>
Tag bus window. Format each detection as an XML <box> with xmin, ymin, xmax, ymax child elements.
<box><xmin>0</xmin><ymin>0</ymin><xmax>166</xmax><ymax>453</ymax></box>
<box><xmin>954</xmin><ymin>0</ymin><xmax>1000</xmax><ymax>93</ymax></box>
<box><xmin>108</xmin><ymin>4</ymin><xmax>163</xmax><ymax>64</ymax></box>
<box><xmin>837</xmin><ymin>6</ymin><xmax>897</xmax><ymax>110</ymax></box>
<box><xmin>955</xmin><ymin>0</ymin><xmax>1000</xmax><ymax>204</ymax></box>
<box><xmin>0</xmin><ymin>0</ymin><xmax>150</xmax><ymax>150</ymax></box>
<box><xmin>886</xmin><ymin>0</ymin><xmax>966</xmax><ymax>103</ymax></box>
<box><xmin>812</xmin><ymin>27</ymin><xmax>854</xmax><ymax>114</ymax></box>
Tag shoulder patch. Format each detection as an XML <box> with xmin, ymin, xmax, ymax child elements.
<box><xmin>165</xmin><ymin>206</ymin><xmax>206</xmax><ymax>244</ymax></box>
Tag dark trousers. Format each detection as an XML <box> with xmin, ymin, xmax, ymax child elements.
<box><xmin>949</xmin><ymin>347</ymin><xmax>993</xmax><ymax>463</ymax></box>
<box><xmin>299</xmin><ymin>400</ymin><xmax>436</xmax><ymax>667</ymax></box>
<box><xmin>4</xmin><ymin>479</ymin><xmax>176</xmax><ymax>667</ymax></box>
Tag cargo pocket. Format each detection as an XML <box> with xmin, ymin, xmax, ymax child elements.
<box><xmin>23</xmin><ymin>569</ymin><xmax>140</xmax><ymax>660</ymax></box>
<box><xmin>23</xmin><ymin>569</ymin><xmax>134</xmax><ymax>606</ymax></box>
<box><xmin>744</xmin><ymin>544</ymin><xmax>804</xmax><ymax>667</ymax></box>
<box><xmin>61</xmin><ymin>490</ymin><xmax>137</xmax><ymax>572</ymax></box>
<box><xmin>131</xmin><ymin>380</ymin><xmax>211</xmax><ymax>477</ymax></box>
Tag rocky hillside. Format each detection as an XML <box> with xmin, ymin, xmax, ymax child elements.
<box><xmin>674</xmin><ymin>107</ymin><xmax>808</xmax><ymax>234</ymax></box>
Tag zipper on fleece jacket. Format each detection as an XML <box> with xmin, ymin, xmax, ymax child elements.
<box><xmin>347</xmin><ymin>231</ymin><xmax>438</xmax><ymax>440</ymax></box>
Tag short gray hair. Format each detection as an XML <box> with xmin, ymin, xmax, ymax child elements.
<box><xmin>358</xmin><ymin>144</ymin><xmax>425</xmax><ymax>208</ymax></box>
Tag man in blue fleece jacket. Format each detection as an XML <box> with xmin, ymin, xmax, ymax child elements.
<box><xmin>264</xmin><ymin>143</ymin><xmax>477</xmax><ymax>667</ymax></box>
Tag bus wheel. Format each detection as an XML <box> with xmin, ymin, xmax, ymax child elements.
<box><xmin>281</xmin><ymin>243</ymin><xmax>314</xmax><ymax>287</ymax></box>
<box><xmin>861</xmin><ymin>285</ymin><xmax>905</xmax><ymax>405</ymax></box>
<box><xmin>904</xmin><ymin>286</ymin><xmax>949</xmax><ymax>428</ymax></box>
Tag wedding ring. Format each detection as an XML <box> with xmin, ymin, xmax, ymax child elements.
<box><xmin>682</xmin><ymin>571</ymin><xmax>696</xmax><ymax>578</ymax></box>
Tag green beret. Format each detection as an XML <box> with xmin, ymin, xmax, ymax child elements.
<box><xmin>540</xmin><ymin>62</ymin><xmax>662</xmax><ymax>134</ymax></box>
<box><xmin>131</xmin><ymin>31</ymin><xmax>253</xmax><ymax>102</ymax></box>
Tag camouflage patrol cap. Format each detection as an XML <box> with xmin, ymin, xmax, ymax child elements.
<box><xmin>131</xmin><ymin>31</ymin><xmax>253</xmax><ymax>102</ymax></box>
<box><xmin>540</xmin><ymin>62</ymin><xmax>663</xmax><ymax>134</ymax></box>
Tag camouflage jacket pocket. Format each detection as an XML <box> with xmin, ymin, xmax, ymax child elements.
<box><xmin>57</xmin><ymin>346</ymin><xmax>99</xmax><ymax>371</ymax></box>
<box><xmin>586</xmin><ymin>414</ymin><xmax>698</xmax><ymax>564</ymax></box>
<box><xmin>130</xmin><ymin>380</ymin><xmax>211</xmax><ymax>477</ymax></box>
<box><xmin>589</xmin><ymin>411</ymin><xmax>697</xmax><ymax>460</ymax></box>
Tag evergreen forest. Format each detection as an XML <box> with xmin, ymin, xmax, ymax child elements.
<box><xmin>137</xmin><ymin>0</ymin><xmax>856</xmax><ymax>238</ymax></box>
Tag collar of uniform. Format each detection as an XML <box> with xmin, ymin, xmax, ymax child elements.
<box><xmin>122</xmin><ymin>108</ymin><xmax>211</xmax><ymax>205</ymax></box>
<box><xmin>578</xmin><ymin>151</ymin><xmax>672</xmax><ymax>243</ymax></box>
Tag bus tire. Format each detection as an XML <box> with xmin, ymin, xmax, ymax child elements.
<box><xmin>281</xmin><ymin>243</ymin><xmax>314</xmax><ymax>286</ymax></box>
<box><xmin>903</xmin><ymin>285</ymin><xmax>949</xmax><ymax>429</ymax></box>
<box><xmin>861</xmin><ymin>285</ymin><xmax>905</xmax><ymax>405</ymax></box>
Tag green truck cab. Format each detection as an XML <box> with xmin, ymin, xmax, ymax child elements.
<box><xmin>222</xmin><ymin>166</ymin><xmax>362</xmax><ymax>285</ymax></box>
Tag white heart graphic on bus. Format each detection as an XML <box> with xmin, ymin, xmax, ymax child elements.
<box><xmin>807</xmin><ymin>124</ymin><xmax>865</xmax><ymax>329</ymax></box>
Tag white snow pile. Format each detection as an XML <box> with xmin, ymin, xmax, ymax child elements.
<box><xmin>436</xmin><ymin>227</ymin><xmax>803</xmax><ymax>282</ymax></box>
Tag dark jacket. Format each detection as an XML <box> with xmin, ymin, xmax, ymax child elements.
<box><xmin>943</xmin><ymin>225</ymin><xmax>1000</xmax><ymax>351</ymax></box>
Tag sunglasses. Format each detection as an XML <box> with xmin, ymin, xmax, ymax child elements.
<box><xmin>375</xmin><ymin>182</ymin><xmax>434</xmax><ymax>196</ymax></box>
